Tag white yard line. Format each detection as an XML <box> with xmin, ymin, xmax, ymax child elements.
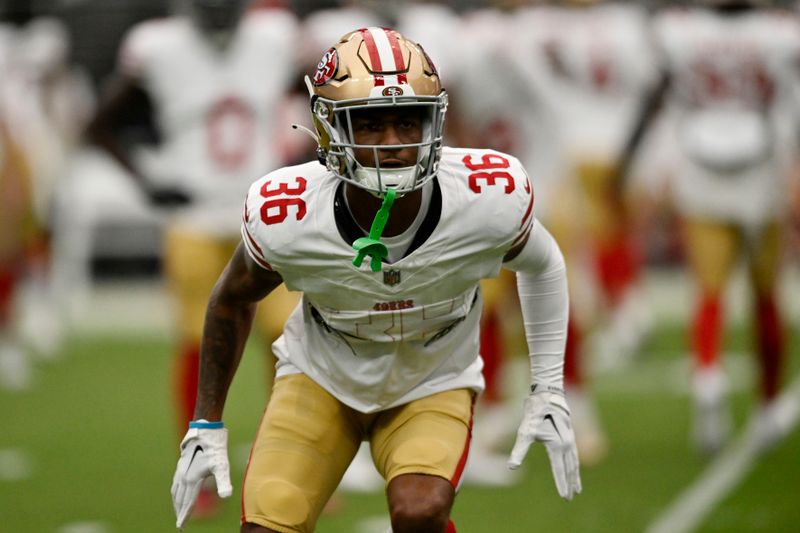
<box><xmin>0</xmin><ymin>448</ymin><xmax>34</xmax><ymax>481</ymax></box>
<box><xmin>645</xmin><ymin>373</ymin><xmax>800</xmax><ymax>533</ymax></box>
<box><xmin>56</xmin><ymin>522</ymin><xmax>111</xmax><ymax>533</ymax></box>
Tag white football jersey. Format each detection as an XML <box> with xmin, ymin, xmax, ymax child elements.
<box><xmin>242</xmin><ymin>147</ymin><xmax>535</xmax><ymax>413</ymax></box>
<box><xmin>653</xmin><ymin>7</ymin><xmax>800</xmax><ymax>224</ymax></box>
<box><xmin>118</xmin><ymin>10</ymin><xmax>299</xmax><ymax>235</ymax></box>
<box><xmin>519</xmin><ymin>2</ymin><xmax>658</xmax><ymax>161</ymax></box>
<box><xmin>476</xmin><ymin>5</ymin><xmax>567</xmax><ymax>218</ymax></box>
<box><xmin>396</xmin><ymin>3</ymin><xmax>463</xmax><ymax>88</ymax></box>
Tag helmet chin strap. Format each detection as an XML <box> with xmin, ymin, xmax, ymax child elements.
<box><xmin>352</xmin><ymin>188</ymin><xmax>397</xmax><ymax>272</ymax></box>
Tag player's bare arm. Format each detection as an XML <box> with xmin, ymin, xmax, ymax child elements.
<box><xmin>86</xmin><ymin>72</ymin><xmax>193</xmax><ymax>206</ymax></box>
<box><xmin>84</xmin><ymin>74</ymin><xmax>154</xmax><ymax>180</ymax></box>
<box><xmin>193</xmin><ymin>243</ymin><xmax>283</xmax><ymax>422</ymax></box>
<box><xmin>172</xmin><ymin>243</ymin><xmax>282</xmax><ymax>529</ymax></box>
<box><xmin>615</xmin><ymin>71</ymin><xmax>671</xmax><ymax>189</ymax></box>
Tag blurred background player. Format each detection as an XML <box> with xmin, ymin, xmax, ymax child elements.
<box><xmin>12</xmin><ymin>17</ymin><xmax>94</xmax><ymax>356</ymax></box>
<box><xmin>536</xmin><ymin>0</ymin><xmax>659</xmax><ymax>371</ymax></box>
<box><xmin>619</xmin><ymin>0</ymin><xmax>800</xmax><ymax>453</ymax></box>
<box><xmin>299</xmin><ymin>0</ymin><xmax>388</xmax><ymax>60</ymax></box>
<box><xmin>449</xmin><ymin>0</ymin><xmax>578</xmax><ymax>471</ymax></box>
<box><xmin>0</xmin><ymin>12</ymin><xmax>92</xmax><ymax>387</ymax></box>
<box><xmin>0</xmin><ymin>60</ymin><xmax>36</xmax><ymax>391</ymax></box>
<box><xmin>467</xmin><ymin>0</ymin><xmax>660</xmax><ymax>465</ymax></box>
<box><xmin>85</xmin><ymin>0</ymin><xmax>301</xmax><ymax>515</ymax></box>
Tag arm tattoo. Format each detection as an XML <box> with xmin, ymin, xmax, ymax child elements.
<box><xmin>193</xmin><ymin>243</ymin><xmax>282</xmax><ymax>420</ymax></box>
<box><xmin>194</xmin><ymin>296</ymin><xmax>256</xmax><ymax>420</ymax></box>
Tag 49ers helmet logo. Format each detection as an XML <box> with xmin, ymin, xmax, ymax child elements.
<box><xmin>313</xmin><ymin>48</ymin><xmax>339</xmax><ymax>86</ymax></box>
<box><xmin>382</xmin><ymin>86</ymin><xmax>404</xmax><ymax>97</ymax></box>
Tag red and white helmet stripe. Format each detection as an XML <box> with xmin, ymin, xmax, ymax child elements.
<box><xmin>359</xmin><ymin>27</ymin><xmax>409</xmax><ymax>87</ymax></box>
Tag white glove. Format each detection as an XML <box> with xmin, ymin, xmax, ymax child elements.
<box><xmin>508</xmin><ymin>388</ymin><xmax>582</xmax><ymax>500</ymax></box>
<box><xmin>170</xmin><ymin>422</ymin><xmax>233</xmax><ymax>529</ymax></box>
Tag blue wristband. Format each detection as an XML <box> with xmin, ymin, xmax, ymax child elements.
<box><xmin>189</xmin><ymin>420</ymin><xmax>224</xmax><ymax>429</ymax></box>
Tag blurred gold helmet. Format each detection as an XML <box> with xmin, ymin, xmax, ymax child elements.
<box><xmin>306</xmin><ymin>27</ymin><xmax>448</xmax><ymax>197</ymax></box>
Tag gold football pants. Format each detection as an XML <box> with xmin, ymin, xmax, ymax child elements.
<box><xmin>242</xmin><ymin>373</ymin><xmax>474</xmax><ymax>532</ymax></box>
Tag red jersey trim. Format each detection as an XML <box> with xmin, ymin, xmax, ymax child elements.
<box><xmin>520</xmin><ymin>188</ymin><xmax>534</xmax><ymax>229</ymax></box>
<box><xmin>450</xmin><ymin>396</ymin><xmax>476</xmax><ymax>489</ymax></box>
<box><xmin>512</xmin><ymin>218</ymin><xmax>533</xmax><ymax>248</ymax></box>
<box><xmin>241</xmin><ymin>225</ymin><xmax>273</xmax><ymax>271</ymax></box>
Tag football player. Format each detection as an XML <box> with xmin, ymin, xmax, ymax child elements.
<box><xmin>484</xmin><ymin>0</ymin><xmax>660</xmax><ymax>465</ymax></box>
<box><xmin>0</xmin><ymin>90</ymin><xmax>36</xmax><ymax>391</ymax></box>
<box><xmin>86</xmin><ymin>0</ymin><xmax>301</xmax><ymax>515</ymax></box>
<box><xmin>0</xmin><ymin>17</ymin><xmax>80</xmax><ymax>388</ymax></box>
<box><xmin>541</xmin><ymin>0</ymin><xmax>659</xmax><ymax>368</ymax></box>
<box><xmin>171</xmin><ymin>27</ymin><xmax>581</xmax><ymax>531</ymax></box>
<box><xmin>11</xmin><ymin>17</ymin><xmax>93</xmax><ymax>358</ymax></box>
<box><xmin>618</xmin><ymin>0</ymin><xmax>800</xmax><ymax>453</ymax></box>
<box><xmin>439</xmin><ymin>1</ymin><xmax>566</xmax><ymax>482</ymax></box>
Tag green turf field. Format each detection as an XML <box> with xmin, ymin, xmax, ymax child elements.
<box><xmin>1</xmin><ymin>321</ymin><xmax>798</xmax><ymax>532</ymax></box>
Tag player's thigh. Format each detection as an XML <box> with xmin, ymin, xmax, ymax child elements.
<box><xmin>242</xmin><ymin>373</ymin><xmax>361</xmax><ymax>533</ymax></box>
<box><xmin>576</xmin><ymin>159</ymin><xmax>620</xmax><ymax>242</ymax></box>
<box><xmin>545</xmin><ymin>178</ymin><xmax>585</xmax><ymax>273</ymax></box>
<box><xmin>747</xmin><ymin>220</ymin><xmax>782</xmax><ymax>295</ymax></box>
<box><xmin>163</xmin><ymin>227</ymin><xmax>236</xmax><ymax>339</ymax></box>
<box><xmin>682</xmin><ymin>218</ymin><xmax>739</xmax><ymax>294</ymax></box>
<box><xmin>371</xmin><ymin>388</ymin><xmax>473</xmax><ymax>487</ymax></box>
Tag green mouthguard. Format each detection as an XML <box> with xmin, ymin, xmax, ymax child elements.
<box><xmin>352</xmin><ymin>188</ymin><xmax>397</xmax><ymax>272</ymax></box>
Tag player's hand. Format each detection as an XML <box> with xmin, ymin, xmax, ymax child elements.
<box><xmin>171</xmin><ymin>422</ymin><xmax>232</xmax><ymax>529</ymax></box>
<box><xmin>146</xmin><ymin>185</ymin><xmax>193</xmax><ymax>207</ymax></box>
<box><xmin>508</xmin><ymin>388</ymin><xmax>582</xmax><ymax>500</ymax></box>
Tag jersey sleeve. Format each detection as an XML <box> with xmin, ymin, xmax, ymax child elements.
<box><xmin>241</xmin><ymin>179</ymin><xmax>274</xmax><ymax>271</ymax></box>
<box><xmin>508</xmin><ymin>158</ymin><xmax>536</xmax><ymax>253</ymax></box>
<box><xmin>240</xmin><ymin>166</ymin><xmax>315</xmax><ymax>272</ymax></box>
<box><xmin>446</xmin><ymin>147</ymin><xmax>537</xmax><ymax>257</ymax></box>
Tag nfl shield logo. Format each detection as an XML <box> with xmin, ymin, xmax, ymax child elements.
<box><xmin>383</xmin><ymin>269</ymin><xmax>401</xmax><ymax>286</ymax></box>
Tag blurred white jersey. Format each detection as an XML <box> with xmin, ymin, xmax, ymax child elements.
<box><xmin>242</xmin><ymin>147</ymin><xmax>535</xmax><ymax>413</ymax></box>
<box><xmin>119</xmin><ymin>10</ymin><xmax>299</xmax><ymax>235</ymax></box>
<box><xmin>522</xmin><ymin>2</ymin><xmax>657</xmax><ymax>162</ymax></box>
<box><xmin>653</xmin><ymin>7</ymin><xmax>800</xmax><ymax>224</ymax></box>
<box><xmin>457</xmin><ymin>8</ymin><xmax>540</xmax><ymax>151</ymax></box>
<box><xmin>0</xmin><ymin>25</ymin><xmax>16</xmax><ymax>132</ymax></box>
<box><xmin>299</xmin><ymin>7</ymin><xmax>385</xmax><ymax>69</ymax></box>
<box><xmin>396</xmin><ymin>3</ymin><xmax>463</xmax><ymax>87</ymax></box>
<box><xmin>478</xmin><ymin>5</ymin><xmax>568</xmax><ymax>217</ymax></box>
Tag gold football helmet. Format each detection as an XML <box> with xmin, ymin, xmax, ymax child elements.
<box><xmin>307</xmin><ymin>27</ymin><xmax>448</xmax><ymax>197</ymax></box>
